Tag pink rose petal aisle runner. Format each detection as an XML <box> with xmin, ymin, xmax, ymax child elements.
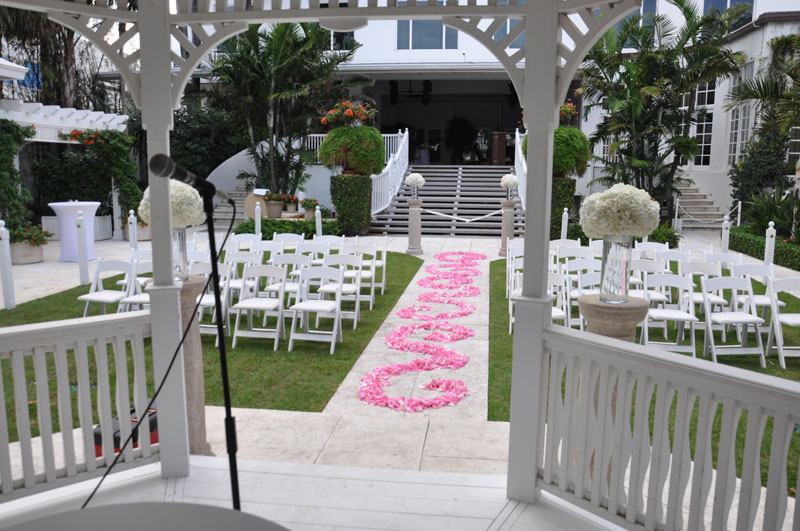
<box><xmin>323</xmin><ymin>244</ymin><xmax>492</xmax><ymax>420</ymax></box>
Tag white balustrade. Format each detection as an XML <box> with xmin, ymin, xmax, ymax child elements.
<box><xmin>526</xmin><ymin>325</ymin><xmax>800</xmax><ymax>530</ymax></box>
<box><xmin>304</xmin><ymin>132</ymin><xmax>403</xmax><ymax>166</ymax></box>
<box><xmin>371</xmin><ymin>129</ymin><xmax>409</xmax><ymax>216</ymax></box>
<box><xmin>0</xmin><ymin>311</ymin><xmax>156</xmax><ymax>496</ymax></box>
<box><xmin>515</xmin><ymin>129</ymin><xmax>527</xmax><ymax>211</ymax></box>
<box><xmin>0</xmin><ymin>220</ymin><xmax>14</xmax><ymax>310</ymax></box>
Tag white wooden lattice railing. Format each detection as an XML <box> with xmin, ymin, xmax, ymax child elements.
<box><xmin>515</xmin><ymin>128</ymin><xmax>526</xmax><ymax>211</ymax></box>
<box><xmin>0</xmin><ymin>311</ymin><xmax>157</xmax><ymax>497</ymax></box>
<box><xmin>371</xmin><ymin>128</ymin><xmax>409</xmax><ymax>216</ymax></box>
<box><xmin>537</xmin><ymin>326</ymin><xmax>799</xmax><ymax>530</ymax></box>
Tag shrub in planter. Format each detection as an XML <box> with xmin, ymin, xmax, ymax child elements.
<box><xmin>330</xmin><ymin>174</ymin><xmax>372</xmax><ymax>236</ymax></box>
<box><xmin>522</xmin><ymin>127</ymin><xmax>591</xmax><ymax>177</ymax></box>
<box><xmin>319</xmin><ymin>126</ymin><xmax>385</xmax><ymax>175</ymax></box>
<box><xmin>8</xmin><ymin>223</ymin><xmax>52</xmax><ymax>264</ymax></box>
<box><xmin>234</xmin><ymin>218</ymin><xmax>340</xmax><ymax>238</ymax></box>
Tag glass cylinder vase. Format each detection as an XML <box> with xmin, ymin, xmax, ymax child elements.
<box><xmin>173</xmin><ymin>227</ymin><xmax>189</xmax><ymax>281</ymax></box>
<box><xmin>600</xmin><ymin>235</ymin><xmax>633</xmax><ymax>304</ymax></box>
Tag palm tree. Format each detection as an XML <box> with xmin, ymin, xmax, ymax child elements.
<box><xmin>580</xmin><ymin>0</ymin><xmax>746</xmax><ymax>196</ymax></box>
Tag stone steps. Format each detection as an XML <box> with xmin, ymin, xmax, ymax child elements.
<box><xmin>675</xmin><ymin>183</ymin><xmax>726</xmax><ymax>230</ymax></box>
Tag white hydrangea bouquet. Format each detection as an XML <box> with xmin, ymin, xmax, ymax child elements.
<box><xmin>579</xmin><ymin>183</ymin><xmax>660</xmax><ymax>303</ymax></box>
<box><xmin>405</xmin><ymin>172</ymin><xmax>425</xmax><ymax>199</ymax></box>
<box><xmin>137</xmin><ymin>180</ymin><xmax>206</xmax><ymax>229</ymax></box>
<box><xmin>138</xmin><ymin>180</ymin><xmax>206</xmax><ymax>280</ymax></box>
<box><xmin>579</xmin><ymin>183</ymin><xmax>659</xmax><ymax>239</ymax></box>
<box><xmin>500</xmin><ymin>173</ymin><xmax>518</xmax><ymax>189</ymax></box>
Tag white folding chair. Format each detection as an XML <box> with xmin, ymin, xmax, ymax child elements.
<box><xmin>371</xmin><ymin>235</ymin><xmax>390</xmax><ymax>295</ymax></box>
<box><xmin>701</xmin><ymin>276</ymin><xmax>765</xmax><ymax>366</ymax></box>
<box><xmin>288</xmin><ymin>266</ymin><xmax>344</xmax><ymax>355</ymax></box>
<box><xmin>507</xmin><ymin>246</ymin><xmax>525</xmax><ymax>296</ymax></box>
<box><xmin>548</xmin><ymin>271</ymin><xmax>568</xmax><ymax>327</ymax></box>
<box><xmin>78</xmin><ymin>259</ymin><xmax>133</xmax><ymax>317</ymax></box>
<box><xmin>655</xmin><ymin>250</ymin><xmax>690</xmax><ymax>274</ymax></box>
<box><xmin>323</xmin><ymin>253</ymin><xmax>363</xmax><ymax>329</ymax></box>
<box><xmin>588</xmin><ymin>239</ymin><xmax>604</xmax><ymax>258</ymax></box>
<box><xmin>223</xmin><ymin>250</ymin><xmax>262</xmax><ymax>305</ymax></box>
<box><xmin>192</xmin><ymin>231</ymin><xmax>210</xmax><ymax>252</ymax></box>
<box><xmin>635</xmin><ymin>241</ymin><xmax>669</xmax><ymax>260</ymax></box>
<box><xmin>679</xmin><ymin>242</ymin><xmax>714</xmax><ymax>261</ymax></box>
<box><xmin>187</xmin><ymin>249</ymin><xmax>210</xmax><ymax>264</ymax></box>
<box><xmin>118</xmin><ymin>260</ymin><xmax>153</xmax><ymax>312</ymax></box>
<box><xmin>117</xmin><ymin>248</ymin><xmax>152</xmax><ymax>291</ymax></box>
<box><xmin>766</xmin><ymin>277</ymin><xmax>800</xmax><ymax>369</ymax></box>
<box><xmin>196</xmin><ymin>262</ymin><xmax>233</xmax><ymax>346</ymax></box>
<box><xmin>268</xmin><ymin>253</ymin><xmax>311</xmax><ymax>306</ymax></box>
<box><xmin>314</xmin><ymin>234</ymin><xmax>346</xmax><ymax>252</ymax></box>
<box><xmin>640</xmin><ymin>273</ymin><xmax>698</xmax><ymax>354</ymax></box>
<box><xmin>733</xmin><ymin>263</ymin><xmax>784</xmax><ymax>333</ymax></box>
<box><xmin>273</xmin><ymin>232</ymin><xmax>305</xmax><ymax>250</ymax></box>
<box><xmin>575</xmin><ymin>271</ymin><xmax>601</xmax><ymax>330</ymax></box>
<box><xmin>231</xmin><ymin>233</ymin><xmax>261</xmax><ymax>250</ymax></box>
<box><xmin>231</xmin><ymin>264</ymin><xmax>286</xmax><ymax>350</ymax></box>
<box><xmin>705</xmin><ymin>251</ymin><xmax>743</xmax><ymax>274</ymax></box>
<box><xmin>342</xmin><ymin>243</ymin><xmax>377</xmax><ymax>311</ymax></box>
<box><xmin>564</xmin><ymin>257</ymin><xmax>602</xmax><ymax>328</ymax></box>
<box><xmin>297</xmin><ymin>241</ymin><xmax>330</xmax><ymax>267</ymax></box>
<box><xmin>681</xmin><ymin>261</ymin><xmax>726</xmax><ymax>319</ymax></box>
<box><xmin>251</xmin><ymin>240</ymin><xmax>284</xmax><ymax>265</ymax></box>
<box><xmin>628</xmin><ymin>259</ymin><xmax>670</xmax><ymax>304</ymax></box>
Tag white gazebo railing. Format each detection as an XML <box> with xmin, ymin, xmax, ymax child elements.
<box><xmin>515</xmin><ymin>128</ymin><xmax>527</xmax><ymax>210</ymax></box>
<box><xmin>304</xmin><ymin>131</ymin><xmax>405</xmax><ymax>166</ymax></box>
<box><xmin>371</xmin><ymin>128</ymin><xmax>409</xmax><ymax>216</ymax></box>
<box><xmin>527</xmin><ymin>325</ymin><xmax>799</xmax><ymax>530</ymax></box>
<box><xmin>0</xmin><ymin>312</ymin><xmax>158</xmax><ymax>497</ymax></box>
<box><xmin>0</xmin><ymin>99</ymin><xmax>128</xmax><ymax>143</ymax></box>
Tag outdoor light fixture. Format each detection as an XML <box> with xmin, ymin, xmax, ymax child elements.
<box><xmin>320</xmin><ymin>18</ymin><xmax>368</xmax><ymax>32</ymax></box>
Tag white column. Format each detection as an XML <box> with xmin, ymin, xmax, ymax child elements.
<box><xmin>76</xmin><ymin>211</ymin><xmax>89</xmax><ymax>286</ymax></box>
<box><xmin>506</xmin><ymin>0</ymin><xmax>557</xmax><ymax>505</ymax></box>
<box><xmin>560</xmin><ymin>207</ymin><xmax>569</xmax><ymax>239</ymax></box>
<box><xmin>111</xmin><ymin>179</ymin><xmax>123</xmax><ymax>240</ymax></box>
<box><xmin>0</xmin><ymin>220</ymin><xmax>15</xmax><ymax>310</ymax></box>
<box><xmin>127</xmin><ymin>210</ymin><xmax>139</xmax><ymax>250</ymax></box>
<box><xmin>721</xmin><ymin>215</ymin><xmax>730</xmax><ymax>253</ymax></box>
<box><xmin>764</xmin><ymin>221</ymin><xmax>776</xmax><ymax>266</ymax></box>
<box><xmin>255</xmin><ymin>202</ymin><xmax>262</xmax><ymax>238</ymax></box>
<box><xmin>315</xmin><ymin>206</ymin><xmax>322</xmax><ymax>237</ymax></box>
<box><xmin>138</xmin><ymin>0</ymin><xmax>189</xmax><ymax>477</ymax></box>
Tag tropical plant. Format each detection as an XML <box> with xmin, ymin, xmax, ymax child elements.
<box><xmin>745</xmin><ymin>185</ymin><xmax>799</xmax><ymax>237</ymax></box>
<box><xmin>9</xmin><ymin>223</ymin><xmax>51</xmax><ymax>247</ymax></box>
<box><xmin>300</xmin><ymin>198</ymin><xmax>319</xmax><ymax>209</ymax></box>
<box><xmin>0</xmin><ymin>119</ymin><xmax>35</xmax><ymax>230</ymax></box>
<box><xmin>580</xmin><ymin>0</ymin><xmax>747</xmax><ymax>197</ymax></box>
<box><xmin>730</xmin><ymin>127</ymin><xmax>793</xmax><ymax>205</ymax></box>
<box><xmin>209</xmin><ymin>23</ymin><xmax>370</xmax><ymax>194</ymax></box>
<box><xmin>170</xmin><ymin>103</ymin><xmax>248</xmax><ymax>178</ymax></box>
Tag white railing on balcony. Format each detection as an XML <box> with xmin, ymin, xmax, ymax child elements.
<box><xmin>515</xmin><ymin>128</ymin><xmax>527</xmax><ymax>210</ymax></box>
<box><xmin>371</xmin><ymin>128</ymin><xmax>409</xmax><ymax>216</ymax></box>
<box><xmin>533</xmin><ymin>325</ymin><xmax>799</xmax><ymax>530</ymax></box>
<box><xmin>304</xmin><ymin>132</ymin><xmax>404</xmax><ymax>166</ymax></box>
<box><xmin>0</xmin><ymin>311</ymin><xmax>156</xmax><ymax>497</ymax></box>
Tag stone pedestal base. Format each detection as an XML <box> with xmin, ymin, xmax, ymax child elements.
<box><xmin>578</xmin><ymin>294</ymin><xmax>648</xmax><ymax>343</ymax></box>
<box><xmin>179</xmin><ymin>275</ymin><xmax>214</xmax><ymax>456</ymax></box>
<box><xmin>499</xmin><ymin>200</ymin><xmax>516</xmax><ymax>257</ymax></box>
<box><xmin>406</xmin><ymin>198</ymin><xmax>423</xmax><ymax>256</ymax></box>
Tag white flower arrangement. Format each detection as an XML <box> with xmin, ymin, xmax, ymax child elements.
<box><xmin>405</xmin><ymin>173</ymin><xmax>425</xmax><ymax>188</ymax></box>
<box><xmin>138</xmin><ymin>180</ymin><xmax>206</xmax><ymax>229</ymax></box>
<box><xmin>579</xmin><ymin>183</ymin><xmax>660</xmax><ymax>239</ymax></box>
<box><xmin>500</xmin><ymin>173</ymin><xmax>518</xmax><ymax>189</ymax></box>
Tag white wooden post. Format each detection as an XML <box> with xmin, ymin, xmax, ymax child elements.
<box><xmin>721</xmin><ymin>214</ymin><xmax>730</xmax><ymax>252</ymax></box>
<box><xmin>674</xmin><ymin>195</ymin><xmax>680</xmax><ymax>228</ymax></box>
<box><xmin>737</xmin><ymin>200</ymin><xmax>742</xmax><ymax>227</ymax></box>
<box><xmin>111</xmin><ymin>179</ymin><xmax>123</xmax><ymax>240</ymax></box>
<box><xmin>560</xmin><ymin>207</ymin><xmax>568</xmax><ymax>240</ymax></box>
<box><xmin>138</xmin><ymin>0</ymin><xmax>189</xmax><ymax>478</ymax></box>
<box><xmin>0</xmin><ymin>220</ymin><xmax>15</xmax><ymax>310</ymax></box>
<box><xmin>254</xmin><ymin>202</ymin><xmax>262</xmax><ymax>238</ymax></box>
<box><xmin>76</xmin><ymin>211</ymin><xmax>90</xmax><ymax>286</ymax></box>
<box><xmin>764</xmin><ymin>221</ymin><xmax>776</xmax><ymax>265</ymax></box>
<box><xmin>315</xmin><ymin>205</ymin><xmax>322</xmax><ymax>237</ymax></box>
<box><xmin>127</xmin><ymin>210</ymin><xmax>138</xmax><ymax>250</ymax></box>
<box><xmin>507</xmin><ymin>0</ymin><xmax>557</xmax><ymax>505</ymax></box>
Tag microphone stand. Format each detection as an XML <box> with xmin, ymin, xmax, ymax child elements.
<box><xmin>200</xmin><ymin>190</ymin><xmax>241</xmax><ymax>511</ymax></box>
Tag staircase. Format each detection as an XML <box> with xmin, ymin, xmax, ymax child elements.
<box><xmin>675</xmin><ymin>182</ymin><xmax>726</xmax><ymax>230</ymax></box>
<box><xmin>370</xmin><ymin>165</ymin><xmax>525</xmax><ymax>237</ymax></box>
<box><xmin>212</xmin><ymin>183</ymin><xmax>250</xmax><ymax>229</ymax></box>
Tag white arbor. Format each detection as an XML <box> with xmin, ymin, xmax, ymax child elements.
<box><xmin>0</xmin><ymin>0</ymin><xmax>639</xmax><ymax>503</ymax></box>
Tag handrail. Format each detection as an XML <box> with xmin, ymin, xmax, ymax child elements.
<box><xmin>304</xmin><ymin>132</ymin><xmax>402</xmax><ymax>166</ymax></box>
<box><xmin>532</xmin><ymin>324</ymin><xmax>800</xmax><ymax>530</ymax></box>
<box><xmin>370</xmin><ymin>128</ymin><xmax>409</xmax><ymax>216</ymax></box>
<box><xmin>514</xmin><ymin>128</ymin><xmax>527</xmax><ymax>211</ymax></box>
<box><xmin>0</xmin><ymin>311</ymin><xmax>157</xmax><ymax>497</ymax></box>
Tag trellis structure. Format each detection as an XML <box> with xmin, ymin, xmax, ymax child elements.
<box><xmin>0</xmin><ymin>0</ymin><xmax>639</xmax><ymax>506</ymax></box>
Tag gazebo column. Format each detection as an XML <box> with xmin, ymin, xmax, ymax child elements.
<box><xmin>138</xmin><ymin>0</ymin><xmax>190</xmax><ymax>477</ymax></box>
<box><xmin>506</xmin><ymin>0</ymin><xmax>558</xmax><ymax>504</ymax></box>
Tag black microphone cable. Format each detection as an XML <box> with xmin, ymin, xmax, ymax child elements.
<box><xmin>81</xmin><ymin>205</ymin><xmax>237</xmax><ymax>509</ymax></box>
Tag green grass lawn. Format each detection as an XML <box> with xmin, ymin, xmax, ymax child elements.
<box><xmin>489</xmin><ymin>258</ymin><xmax>800</xmax><ymax>494</ymax></box>
<box><xmin>0</xmin><ymin>252</ymin><xmax>422</xmax><ymax>440</ymax></box>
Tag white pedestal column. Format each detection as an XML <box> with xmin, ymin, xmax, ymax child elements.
<box><xmin>406</xmin><ymin>198</ymin><xmax>423</xmax><ymax>256</ymax></box>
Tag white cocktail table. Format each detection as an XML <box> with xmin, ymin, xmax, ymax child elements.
<box><xmin>48</xmin><ymin>201</ymin><xmax>100</xmax><ymax>262</ymax></box>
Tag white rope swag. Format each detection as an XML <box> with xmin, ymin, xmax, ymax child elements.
<box><xmin>421</xmin><ymin>208</ymin><xmax>503</xmax><ymax>224</ymax></box>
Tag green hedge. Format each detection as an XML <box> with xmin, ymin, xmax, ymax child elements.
<box><xmin>565</xmin><ymin>222</ymin><xmax>679</xmax><ymax>247</ymax></box>
<box><xmin>730</xmin><ymin>226</ymin><xmax>800</xmax><ymax>271</ymax></box>
<box><xmin>330</xmin><ymin>174</ymin><xmax>372</xmax><ymax>236</ymax></box>
<box><xmin>551</xmin><ymin>178</ymin><xmax>576</xmax><ymax>238</ymax></box>
<box><xmin>234</xmin><ymin>218</ymin><xmax>340</xmax><ymax>239</ymax></box>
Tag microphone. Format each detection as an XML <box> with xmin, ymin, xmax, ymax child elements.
<box><xmin>149</xmin><ymin>153</ymin><xmax>231</xmax><ymax>203</ymax></box>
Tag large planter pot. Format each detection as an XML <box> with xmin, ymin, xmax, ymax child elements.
<box><xmin>10</xmin><ymin>242</ymin><xmax>44</xmax><ymax>265</ymax></box>
<box><xmin>286</xmin><ymin>203</ymin><xmax>297</xmax><ymax>213</ymax></box>
<box><xmin>304</xmin><ymin>209</ymin><xmax>315</xmax><ymax>220</ymax></box>
<box><xmin>266</xmin><ymin>201</ymin><xmax>284</xmax><ymax>219</ymax></box>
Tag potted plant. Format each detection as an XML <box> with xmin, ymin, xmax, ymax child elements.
<box><xmin>264</xmin><ymin>192</ymin><xmax>285</xmax><ymax>219</ymax></box>
<box><xmin>319</xmin><ymin>101</ymin><xmax>384</xmax><ymax>236</ymax></box>
<box><xmin>301</xmin><ymin>198</ymin><xmax>319</xmax><ymax>220</ymax></box>
<box><xmin>8</xmin><ymin>222</ymin><xmax>52</xmax><ymax>264</ymax></box>
<box><xmin>285</xmin><ymin>194</ymin><xmax>299</xmax><ymax>213</ymax></box>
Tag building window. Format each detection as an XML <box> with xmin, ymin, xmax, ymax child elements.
<box><xmin>695</xmin><ymin>81</ymin><xmax>716</xmax><ymax>106</ymax></box>
<box><xmin>493</xmin><ymin>19</ymin><xmax>525</xmax><ymax>48</ymax></box>
<box><xmin>789</xmin><ymin>127</ymin><xmax>800</xmax><ymax>170</ymax></box>
<box><xmin>694</xmin><ymin>112</ymin><xmax>713</xmax><ymax>166</ymax></box>
<box><xmin>397</xmin><ymin>1</ymin><xmax>458</xmax><ymax>49</ymax></box>
<box><xmin>331</xmin><ymin>32</ymin><xmax>354</xmax><ymax>50</ymax></box>
<box><xmin>727</xmin><ymin>63</ymin><xmax>753</xmax><ymax>166</ymax></box>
